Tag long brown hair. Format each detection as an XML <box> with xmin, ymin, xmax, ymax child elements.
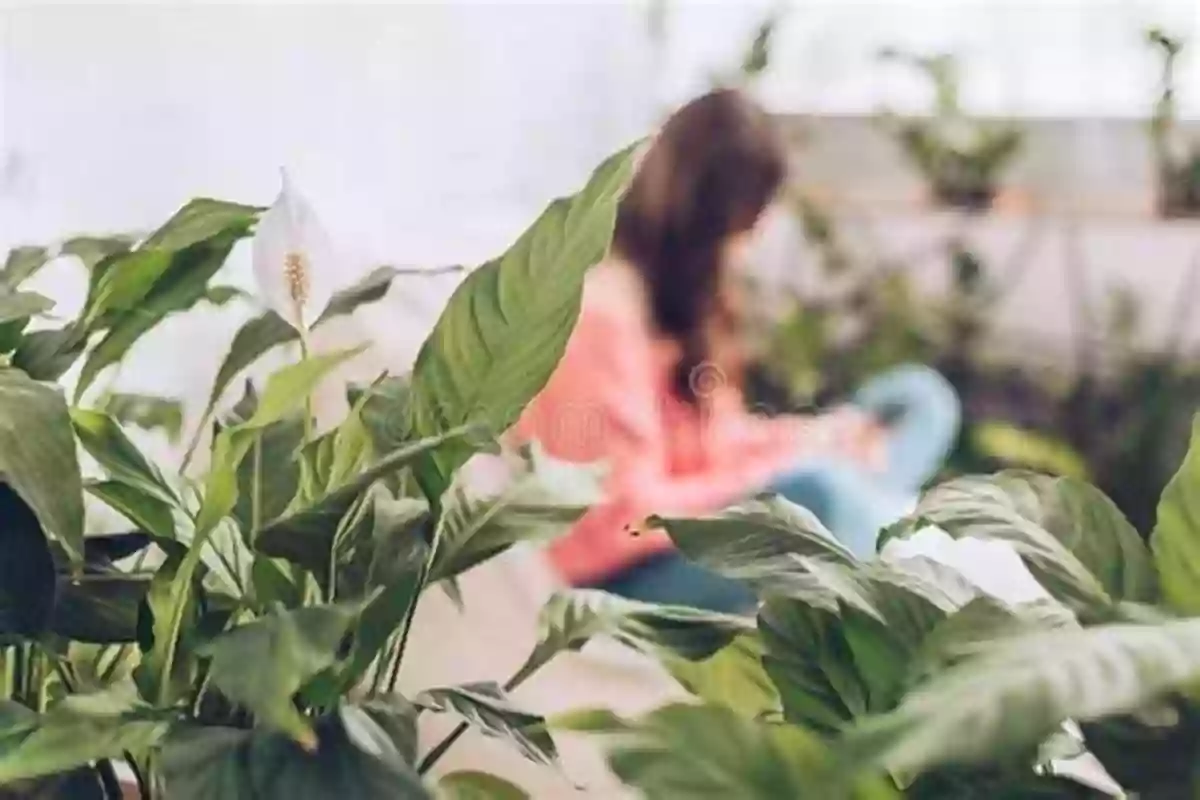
<box><xmin>613</xmin><ymin>89</ymin><xmax>787</xmax><ymax>404</ymax></box>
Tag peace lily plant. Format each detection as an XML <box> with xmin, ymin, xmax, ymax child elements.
<box><xmin>0</xmin><ymin>145</ymin><xmax>773</xmax><ymax>799</ymax></box>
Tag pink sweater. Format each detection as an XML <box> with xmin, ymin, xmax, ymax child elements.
<box><xmin>512</xmin><ymin>262</ymin><xmax>850</xmax><ymax>586</ymax></box>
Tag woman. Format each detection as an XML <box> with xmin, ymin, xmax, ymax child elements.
<box><xmin>513</xmin><ymin>89</ymin><xmax>959</xmax><ymax>612</ymax></box>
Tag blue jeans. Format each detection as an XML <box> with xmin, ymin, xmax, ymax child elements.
<box><xmin>591</xmin><ymin>365</ymin><xmax>961</xmax><ymax>612</ymax></box>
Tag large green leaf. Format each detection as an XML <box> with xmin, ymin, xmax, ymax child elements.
<box><xmin>653</xmin><ymin>495</ymin><xmax>857</xmax><ymax>596</ymax></box>
<box><xmin>1152</xmin><ymin>418</ymin><xmax>1200</xmax><ymax>616</ymax></box>
<box><xmin>665</xmin><ymin>632</ymin><xmax>781</xmax><ymax>720</ymax></box>
<box><xmin>60</xmin><ymin>234</ymin><xmax>136</xmax><ymax>271</ymax></box>
<box><xmin>10</xmin><ymin>326</ymin><xmax>88</xmax><ymax>381</ymax></box>
<box><xmin>0</xmin><ymin>691</ymin><xmax>172</xmax><ymax>784</ymax></box>
<box><xmin>972</xmin><ymin>471</ymin><xmax>1155</xmax><ymax>604</ymax></box>
<box><xmin>437</xmin><ymin>771</ymin><xmax>528</xmax><ymax>800</ymax></box>
<box><xmin>408</xmin><ymin>145</ymin><xmax>636</xmax><ymax>501</ymax></box>
<box><xmin>415</xmin><ymin>683</ymin><xmax>556</xmax><ymax>765</ymax></box>
<box><xmin>202</xmin><ymin>602</ymin><xmax>362</xmax><ymax>746</ymax></box>
<box><xmin>560</xmin><ymin>703</ymin><xmax>897</xmax><ymax>799</ymax></box>
<box><xmin>0</xmin><ymin>484</ymin><xmax>57</xmax><ymax>641</ymax></box>
<box><xmin>895</xmin><ymin>474</ymin><xmax>1113</xmax><ymax>614</ymax></box>
<box><xmin>846</xmin><ymin>617</ymin><xmax>1200</xmax><ymax>779</ymax></box>
<box><xmin>160</xmin><ymin>714</ymin><xmax>431</xmax><ymax>799</ymax></box>
<box><xmin>514</xmin><ymin>590</ymin><xmax>753</xmax><ymax>683</ymax></box>
<box><xmin>200</xmin><ymin>266</ymin><xmax>412</xmax><ymax>430</ymax></box>
<box><xmin>85</xmin><ymin>479</ymin><xmax>178</xmax><ymax>539</ymax></box>
<box><xmin>0</xmin><ymin>368</ymin><xmax>84</xmax><ymax>562</ymax></box>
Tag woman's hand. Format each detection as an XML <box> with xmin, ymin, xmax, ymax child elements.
<box><xmin>821</xmin><ymin>406</ymin><xmax>889</xmax><ymax>472</ymax></box>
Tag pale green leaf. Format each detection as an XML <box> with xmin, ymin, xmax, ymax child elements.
<box><xmin>1152</xmin><ymin>418</ymin><xmax>1200</xmax><ymax>615</ymax></box>
<box><xmin>438</xmin><ymin>771</ymin><xmax>528</xmax><ymax>800</ymax></box>
<box><xmin>416</xmin><ymin>683</ymin><xmax>556</xmax><ymax>765</ymax></box>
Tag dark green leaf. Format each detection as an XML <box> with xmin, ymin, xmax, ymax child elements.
<box><xmin>415</xmin><ymin>683</ymin><xmax>556</xmax><ymax>765</ymax></box>
<box><xmin>201</xmin><ymin>602</ymin><xmax>362</xmax><ymax>745</ymax></box>
<box><xmin>133</xmin><ymin>547</ymin><xmax>203</xmax><ymax>706</ymax></box>
<box><xmin>232</xmin><ymin>418</ymin><xmax>305</xmax><ymax>537</ymax></box>
<box><xmin>51</xmin><ymin>572</ymin><xmax>150</xmax><ymax>643</ymax></box>
<box><xmin>350</xmin><ymin>695</ymin><xmax>420</xmax><ymax>765</ymax></box>
<box><xmin>437</xmin><ymin>771</ymin><xmax>528</xmax><ymax>800</ymax></box>
<box><xmin>564</xmin><ymin>703</ymin><xmax>897</xmax><ymax>799</ymax></box>
<box><xmin>0</xmin><ymin>484</ymin><xmax>57</xmax><ymax>641</ymax></box>
<box><xmin>408</xmin><ymin>145</ymin><xmax>636</xmax><ymax>500</ymax></box>
<box><xmin>202</xmin><ymin>285</ymin><xmax>250</xmax><ymax>307</ymax></box>
<box><xmin>1152</xmin><ymin>418</ymin><xmax>1200</xmax><ymax>615</ymax></box>
<box><xmin>0</xmin><ymin>369</ymin><xmax>84</xmax><ymax>562</ymax></box>
<box><xmin>355</xmin><ymin>375</ymin><xmax>410</xmax><ymax>454</ymax></box>
<box><xmin>846</xmin><ymin>617</ymin><xmax>1200</xmax><ymax>778</ymax></box>
<box><xmin>160</xmin><ymin>717</ymin><xmax>431</xmax><ymax>799</ymax></box>
<box><xmin>0</xmin><ymin>691</ymin><xmax>172</xmax><ymax>784</ymax></box>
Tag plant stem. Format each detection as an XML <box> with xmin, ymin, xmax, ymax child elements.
<box><xmin>96</xmin><ymin>759</ymin><xmax>124</xmax><ymax>800</ymax></box>
<box><xmin>298</xmin><ymin>330</ymin><xmax>314</xmax><ymax>444</ymax></box>
<box><xmin>179</xmin><ymin>413</ymin><xmax>209</xmax><ymax>475</ymax></box>
<box><xmin>414</xmin><ymin>658</ymin><xmax>545</xmax><ymax>775</ymax></box>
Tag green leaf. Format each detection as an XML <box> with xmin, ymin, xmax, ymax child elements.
<box><xmin>160</xmin><ymin>717</ymin><xmax>431</xmax><ymax>799</ymax></box>
<box><xmin>970</xmin><ymin>422</ymin><xmax>1090</xmax><ymax>480</ymax></box>
<box><xmin>847</xmin><ymin>617</ymin><xmax>1200</xmax><ymax>778</ymax></box>
<box><xmin>416</xmin><ymin>683</ymin><xmax>556</xmax><ymax>765</ymax></box>
<box><xmin>0</xmin><ymin>484</ymin><xmax>57</xmax><ymax>641</ymax></box>
<box><xmin>515</xmin><ymin>590</ymin><xmax>753</xmax><ymax>682</ymax></box>
<box><xmin>665</xmin><ymin>633</ymin><xmax>781</xmax><ymax>720</ymax></box>
<box><xmin>355</xmin><ymin>375</ymin><xmax>411</xmax><ymax>454</ymax></box>
<box><xmin>11</xmin><ymin>326</ymin><xmax>88</xmax><ymax>381</ymax></box>
<box><xmin>196</xmin><ymin>346</ymin><xmax>367</xmax><ymax>535</ymax></box>
<box><xmin>74</xmin><ymin>220</ymin><xmax>253</xmax><ymax>399</ymax></box>
<box><xmin>232</xmin><ymin>418</ymin><xmax>305</xmax><ymax>537</ymax></box>
<box><xmin>895</xmin><ymin>473</ymin><xmax>1115</xmax><ymax>614</ymax></box>
<box><xmin>438</xmin><ymin>771</ymin><xmax>528</xmax><ymax>800</ymax></box>
<box><xmin>428</xmin><ymin>447</ymin><xmax>603</xmax><ymax>584</ymax></box>
<box><xmin>1152</xmin><ymin>418</ymin><xmax>1200</xmax><ymax>615</ymax></box>
<box><xmin>349</xmin><ymin>695</ymin><xmax>420</xmax><ymax>765</ymax></box>
<box><xmin>408</xmin><ymin>144</ymin><xmax>637</xmax><ymax>501</ymax></box>
<box><xmin>71</xmin><ymin>408</ymin><xmax>178</xmax><ymax>505</ymax></box>
<box><xmin>0</xmin><ymin>291</ymin><xmax>53</xmax><ymax>323</ymax></box>
<box><xmin>134</xmin><ymin>547</ymin><xmax>202</xmax><ymax>706</ymax></box>
<box><xmin>51</xmin><ymin>571</ymin><xmax>151</xmax><ymax>643</ymax></box>
<box><xmin>255</xmin><ymin>430</ymin><xmax>470</xmax><ymax>577</ymax></box>
<box><xmin>1</xmin><ymin>246</ymin><xmax>50</xmax><ymax>289</ymax></box>
<box><xmin>85</xmin><ymin>480</ymin><xmax>177</xmax><ymax>539</ymax></box>
<box><xmin>0</xmin><ymin>369</ymin><xmax>85</xmax><ymax>562</ymax></box>
<box><xmin>200</xmin><ymin>265</ymin><xmax>409</xmax><ymax>432</ymax></box>
<box><xmin>567</xmin><ymin>703</ymin><xmax>897</xmax><ymax>799</ymax></box>
<box><xmin>100</xmin><ymin>391</ymin><xmax>185</xmax><ymax>442</ymax></box>
<box><xmin>0</xmin><ymin>691</ymin><xmax>172</xmax><ymax>784</ymax></box>
<box><xmin>202</xmin><ymin>602</ymin><xmax>362</xmax><ymax>746</ymax></box>
<box><xmin>59</xmin><ymin>235</ymin><xmax>136</xmax><ymax>271</ymax></box>
<box><xmin>202</xmin><ymin>284</ymin><xmax>250</xmax><ymax>307</ymax></box>
<box><xmin>653</xmin><ymin>494</ymin><xmax>857</xmax><ymax>596</ymax></box>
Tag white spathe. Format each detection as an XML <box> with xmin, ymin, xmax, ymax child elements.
<box><xmin>881</xmin><ymin>524</ymin><xmax>1053</xmax><ymax>607</ymax></box>
<box><xmin>252</xmin><ymin>169</ymin><xmax>338</xmax><ymax>332</ymax></box>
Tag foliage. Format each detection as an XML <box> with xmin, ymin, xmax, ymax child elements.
<box><xmin>1147</xmin><ymin>28</ymin><xmax>1200</xmax><ymax>218</ymax></box>
<box><xmin>877</xmin><ymin>49</ymin><xmax>1023</xmax><ymax>212</ymax></box>
<box><xmin>572</xmin><ymin>422</ymin><xmax>1200</xmax><ymax>798</ymax></box>
<box><xmin>0</xmin><ymin>145</ymin><xmax>737</xmax><ymax>798</ymax></box>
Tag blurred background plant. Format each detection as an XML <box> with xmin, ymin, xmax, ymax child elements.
<box><xmin>1148</xmin><ymin>27</ymin><xmax>1200</xmax><ymax>218</ymax></box>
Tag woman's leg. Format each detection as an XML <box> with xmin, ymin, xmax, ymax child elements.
<box><xmin>851</xmin><ymin>364</ymin><xmax>961</xmax><ymax>493</ymax></box>
<box><xmin>769</xmin><ymin>365</ymin><xmax>960</xmax><ymax>558</ymax></box>
<box><xmin>589</xmin><ymin>551</ymin><xmax>757</xmax><ymax>614</ymax></box>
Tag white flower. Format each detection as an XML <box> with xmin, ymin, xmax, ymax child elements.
<box><xmin>252</xmin><ymin>169</ymin><xmax>337</xmax><ymax>331</ymax></box>
<box><xmin>881</xmin><ymin>524</ymin><xmax>1053</xmax><ymax>607</ymax></box>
